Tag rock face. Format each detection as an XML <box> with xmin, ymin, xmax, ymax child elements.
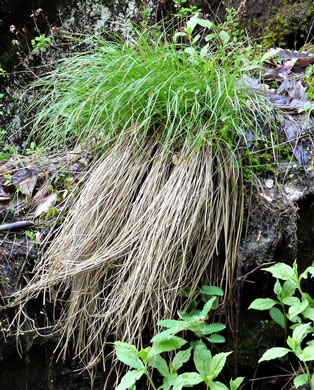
<box><xmin>0</xmin><ymin>0</ymin><xmax>160</xmax><ymax>147</ymax></box>
<box><xmin>241</xmin><ymin>166</ymin><xmax>314</xmax><ymax>271</ymax></box>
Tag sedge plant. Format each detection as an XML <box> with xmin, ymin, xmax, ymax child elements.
<box><xmin>13</xmin><ymin>14</ymin><xmax>276</xmax><ymax>372</ymax></box>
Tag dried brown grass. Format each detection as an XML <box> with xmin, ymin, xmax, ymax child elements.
<box><xmin>14</xmin><ymin>135</ymin><xmax>244</xmax><ymax>371</ymax></box>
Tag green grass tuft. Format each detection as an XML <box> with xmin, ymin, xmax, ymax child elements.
<box><xmin>29</xmin><ymin>28</ymin><xmax>272</xmax><ymax>156</ymax></box>
<box><xmin>14</xmin><ymin>20</ymin><xmax>278</xmax><ymax>373</ymax></box>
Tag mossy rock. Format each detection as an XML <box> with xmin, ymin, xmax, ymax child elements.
<box><xmin>241</xmin><ymin>0</ymin><xmax>314</xmax><ymax>49</ymax></box>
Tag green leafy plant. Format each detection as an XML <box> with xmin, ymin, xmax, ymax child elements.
<box><xmin>0</xmin><ymin>68</ymin><xmax>6</xmax><ymax>77</ymax></box>
<box><xmin>249</xmin><ymin>261</ymin><xmax>314</xmax><ymax>390</ymax></box>
<box><xmin>114</xmin><ymin>287</ymin><xmax>244</xmax><ymax>390</ymax></box>
<box><xmin>31</xmin><ymin>34</ymin><xmax>50</xmax><ymax>51</ymax></box>
<box><xmin>3</xmin><ymin>173</ymin><xmax>14</xmax><ymax>186</ymax></box>
<box><xmin>173</xmin><ymin>0</ymin><xmax>201</xmax><ymax>19</ymax></box>
<box><xmin>0</xmin><ymin>144</ymin><xmax>17</xmax><ymax>161</ymax></box>
<box><xmin>304</xmin><ymin>64</ymin><xmax>314</xmax><ymax>101</ymax></box>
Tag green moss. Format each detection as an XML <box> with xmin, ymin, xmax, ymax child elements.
<box><xmin>304</xmin><ymin>64</ymin><xmax>314</xmax><ymax>100</ymax></box>
<box><xmin>242</xmin><ymin>141</ymin><xmax>295</xmax><ymax>184</ymax></box>
<box><xmin>246</xmin><ymin>0</ymin><xmax>314</xmax><ymax>50</ymax></box>
<box><xmin>0</xmin><ymin>45</ymin><xmax>18</xmax><ymax>69</ymax></box>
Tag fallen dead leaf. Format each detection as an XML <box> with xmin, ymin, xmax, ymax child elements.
<box><xmin>18</xmin><ymin>175</ymin><xmax>37</xmax><ymax>197</ymax></box>
<box><xmin>266</xmin><ymin>47</ymin><xmax>313</xmax><ymax>60</ymax></box>
<box><xmin>33</xmin><ymin>193</ymin><xmax>57</xmax><ymax>219</ymax></box>
<box><xmin>78</xmin><ymin>158</ymin><xmax>88</xmax><ymax>167</ymax></box>
<box><xmin>265</xmin><ymin>179</ymin><xmax>274</xmax><ymax>189</ymax></box>
<box><xmin>269</xmin><ymin>58</ymin><xmax>298</xmax><ymax>77</ymax></box>
<box><xmin>259</xmin><ymin>193</ymin><xmax>273</xmax><ymax>202</ymax></box>
<box><xmin>33</xmin><ymin>184</ymin><xmax>50</xmax><ymax>205</ymax></box>
<box><xmin>0</xmin><ymin>196</ymin><xmax>12</xmax><ymax>202</ymax></box>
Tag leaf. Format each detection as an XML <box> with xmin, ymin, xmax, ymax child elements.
<box><xmin>230</xmin><ymin>377</ymin><xmax>245</xmax><ymax>390</ymax></box>
<box><xmin>270</xmin><ymin>307</ymin><xmax>285</xmax><ymax>329</ymax></box>
<box><xmin>0</xmin><ymin>153</ymin><xmax>11</xmax><ymax>160</ymax></box>
<box><xmin>178</xmin><ymin>286</ymin><xmax>192</xmax><ymax>298</ymax></box>
<box><xmin>114</xmin><ymin>342</ymin><xmax>144</xmax><ymax>370</ymax></box>
<box><xmin>161</xmin><ymin>373</ymin><xmax>178</xmax><ymax>390</ymax></box>
<box><xmin>186</xmin><ymin>15</ymin><xmax>199</xmax><ymax>34</ymax></box>
<box><xmin>158</xmin><ymin>320</ymin><xmax>182</xmax><ymax>328</ymax></box>
<box><xmin>287</xmin><ymin>335</ymin><xmax>297</xmax><ymax>351</ymax></box>
<box><xmin>281</xmin><ymin>280</ymin><xmax>297</xmax><ymax>299</ymax></box>
<box><xmin>149</xmin><ymin>354</ymin><xmax>169</xmax><ymax>376</ymax></box>
<box><xmin>218</xmin><ymin>31</ymin><xmax>230</xmax><ymax>45</ymax></box>
<box><xmin>209</xmin><ymin>352</ymin><xmax>232</xmax><ymax>379</ymax></box>
<box><xmin>172</xmin><ymin>372</ymin><xmax>203</xmax><ymax>390</ymax></box>
<box><xmin>298</xmin><ymin>345</ymin><xmax>314</xmax><ymax>361</ymax></box>
<box><xmin>193</xmin><ymin>341</ymin><xmax>212</xmax><ymax>376</ymax></box>
<box><xmin>172</xmin><ymin>347</ymin><xmax>192</xmax><ymax>372</ymax></box>
<box><xmin>291</xmin><ymin>323</ymin><xmax>311</xmax><ymax>347</ymax></box>
<box><xmin>196</xmin><ymin>19</ymin><xmax>214</xmax><ymax>30</ymax></box>
<box><xmin>184</xmin><ymin>47</ymin><xmax>196</xmax><ymax>56</ymax></box>
<box><xmin>274</xmin><ymin>280</ymin><xmax>282</xmax><ymax>296</ymax></box>
<box><xmin>209</xmin><ymin>380</ymin><xmax>229</xmax><ymax>390</ymax></box>
<box><xmin>261</xmin><ymin>49</ymin><xmax>278</xmax><ymax>62</ymax></box>
<box><xmin>248</xmin><ymin>298</ymin><xmax>278</xmax><ymax>310</ymax></box>
<box><xmin>117</xmin><ymin>369</ymin><xmax>145</xmax><ymax>390</ymax></box>
<box><xmin>288</xmin><ymin>299</ymin><xmax>309</xmax><ymax>319</ymax></box>
<box><xmin>282</xmin><ymin>297</ymin><xmax>300</xmax><ymax>306</ymax></box>
<box><xmin>173</xmin><ymin>32</ymin><xmax>187</xmax><ymax>42</ymax></box>
<box><xmin>33</xmin><ymin>184</ymin><xmax>49</xmax><ymax>205</ymax></box>
<box><xmin>302</xmin><ymin>307</ymin><xmax>314</xmax><ymax>321</ymax></box>
<box><xmin>149</xmin><ymin>335</ymin><xmax>187</xmax><ymax>358</ymax></box>
<box><xmin>269</xmin><ymin>58</ymin><xmax>298</xmax><ymax>77</ymax></box>
<box><xmin>192</xmin><ymin>34</ymin><xmax>201</xmax><ymax>44</ymax></box>
<box><xmin>300</xmin><ymin>266</ymin><xmax>314</xmax><ymax>279</ymax></box>
<box><xmin>199</xmin><ymin>297</ymin><xmax>216</xmax><ymax>319</ymax></box>
<box><xmin>207</xmin><ymin>335</ymin><xmax>225</xmax><ymax>343</ymax></box>
<box><xmin>282</xmin><ymin>296</ymin><xmax>300</xmax><ymax>306</ymax></box>
<box><xmin>151</xmin><ymin>321</ymin><xmax>180</xmax><ymax>343</ymax></box>
<box><xmin>200</xmin><ymin>286</ymin><xmax>224</xmax><ymax>296</ymax></box>
<box><xmin>197</xmin><ymin>323</ymin><xmax>226</xmax><ymax>335</ymax></box>
<box><xmin>205</xmin><ymin>33</ymin><xmax>216</xmax><ymax>42</ymax></box>
<box><xmin>33</xmin><ymin>193</ymin><xmax>57</xmax><ymax>218</ymax></box>
<box><xmin>294</xmin><ymin>374</ymin><xmax>308</xmax><ymax>388</ymax></box>
<box><xmin>177</xmin><ymin>310</ymin><xmax>192</xmax><ymax>320</ymax></box>
<box><xmin>263</xmin><ymin>263</ymin><xmax>294</xmax><ymax>281</ymax></box>
<box><xmin>137</xmin><ymin>347</ymin><xmax>150</xmax><ymax>363</ymax></box>
<box><xmin>303</xmin><ymin>293</ymin><xmax>314</xmax><ymax>305</ymax></box>
<box><xmin>188</xmin><ymin>299</ymin><xmax>198</xmax><ymax>311</ymax></box>
<box><xmin>18</xmin><ymin>174</ymin><xmax>37</xmax><ymax>197</ymax></box>
<box><xmin>258</xmin><ymin>347</ymin><xmax>290</xmax><ymax>362</ymax></box>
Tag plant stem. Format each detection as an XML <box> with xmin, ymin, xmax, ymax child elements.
<box><xmin>145</xmin><ymin>367</ymin><xmax>158</xmax><ymax>390</ymax></box>
<box><xmin>280</xmin><ymin>301</ymin><xmax>287</xmax><ymax>339</ymax></box>
<box><xmin>304</xmin><ymin>363</ymin><xmax>313</xmax><ymax>390</ymax></box>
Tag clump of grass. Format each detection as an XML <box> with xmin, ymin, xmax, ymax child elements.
<box><xmin>14</xmin><ymin>19</ymin><xmax>275</xmax><ymax>371</ymax></box>
<box><xmin>29</xmin><ymin>28</ymin><xmax>270</xmax><ymax>155</ymax></box>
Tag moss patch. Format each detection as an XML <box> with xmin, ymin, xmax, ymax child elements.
<box><xmin>244</xmin><ymin>0</ymin><xmax>314</xmax><ymax>49</ymax></box>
